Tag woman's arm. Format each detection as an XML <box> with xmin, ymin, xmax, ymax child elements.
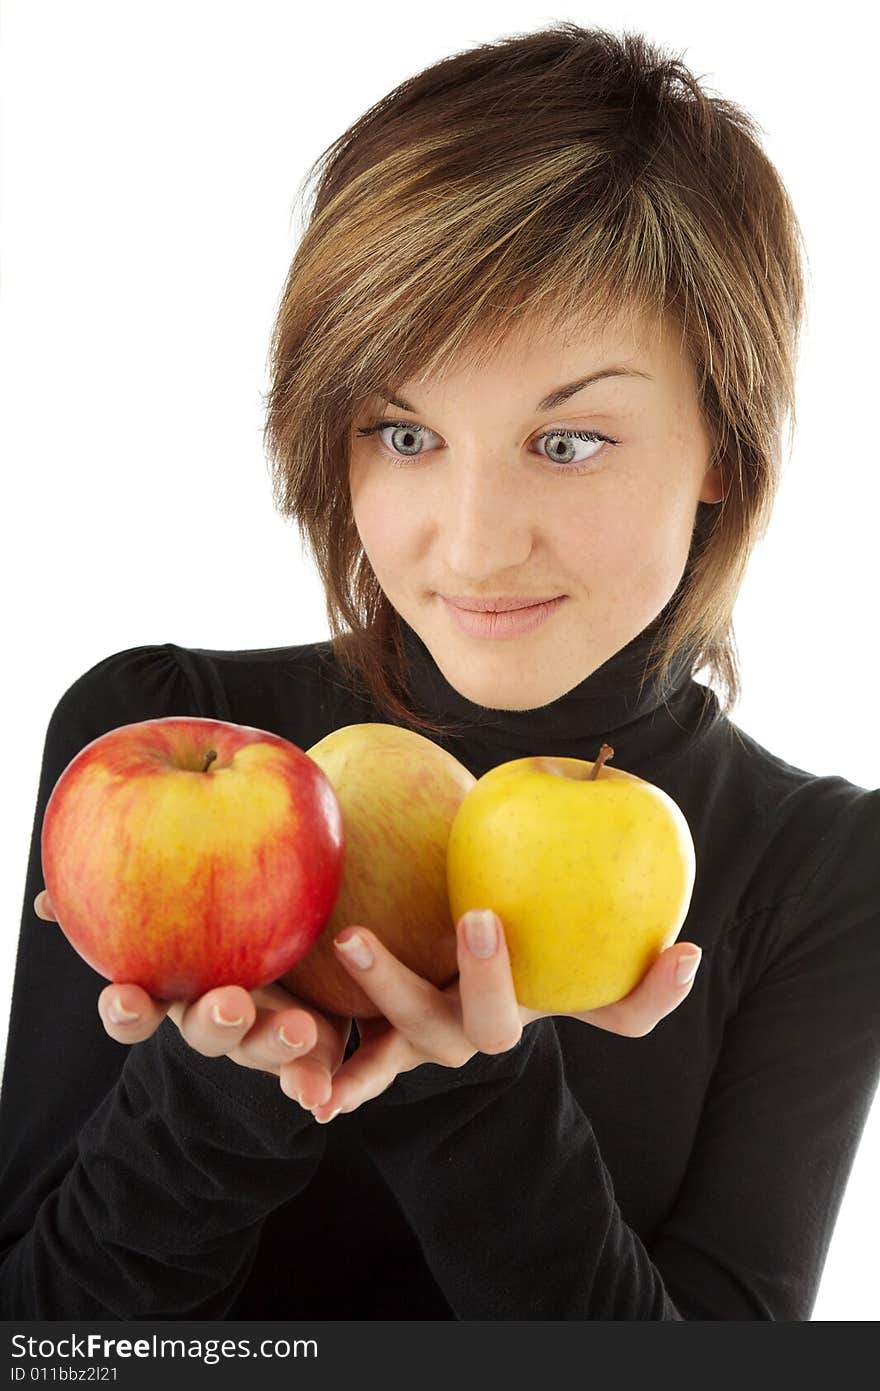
<box><xmin>0</xmin><ymin>647</ymin><xmax>329</xmax><ymax>1318</ymax></box>
<box><xmin>0</xmin><ymin>1021</ymin><xmax>327</xmax><ymax>1319</ymax></box>
<box><xmin>350</xmin><ymin>792</ymin><xmax>880</xmax><ymax>1320</ymax></box>
<box><xmin>354</xmin><ymin>1019</ymin><xmax>687</xmax><ymax>1319</ymax></box>
<box><xmin>354</xmin><ymin>922</ymin><xmax>876</xmax><ymax>1320</ymax></box>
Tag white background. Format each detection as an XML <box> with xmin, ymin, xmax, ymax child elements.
<box><xmin>1</xmin><ymin>0</ymin><xmax>877</xmax><ymax>1320</ymax></box>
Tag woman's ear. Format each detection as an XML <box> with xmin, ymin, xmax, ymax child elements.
<box><xmin>699</xmin><ymin>464</ymin><xmax>725</xmax><ymax>504</ymax></box>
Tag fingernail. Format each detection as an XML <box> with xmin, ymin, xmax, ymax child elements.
<box><xmin>314</xmin><ymin>1107</ymin><xmax>342</xmax><ymax>1124</ymax></box>
<box><xmin>108</xmin><ymin>996</ymin><xmax>140</xmax><ymax>1024</ymax></box>
<box><xmin>333</xmin><ymin>930</ymin><xmax>374</xmax><ymax>969</ymax></box>
<box><xmin>211</xmin><ymin>1004</ymin><xmax>245</xmax><ymax>1027</ymax></box>
<box><xmin>463</xmin><ymin>909</ymin><xmax>498</xmax><ymax>958</ymax></box>
<box><xmin>675</xmin><ymin>949</ymin><xmax>702</xmax><ymax>985</ymax></box>
<box><xmin>278</xmin><ymin>1026</ymin><xmax>307</xmax><ymax>1050</ymax></box>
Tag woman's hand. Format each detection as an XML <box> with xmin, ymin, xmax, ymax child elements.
<box><xmin>33</xmin><ymin>889</ymin><xmax>351</xmax><ymax>1113</ymax></box>
<box><xmin>309</xmin><ymin>909</ymin><xmax>703</xmax><ymax>1122</ymax></box>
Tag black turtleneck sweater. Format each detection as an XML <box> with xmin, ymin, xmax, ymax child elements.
<box><xmin>1</xmin><ymin>620</ymin><xmax>878</xmax><ymax>1320</ymax></box>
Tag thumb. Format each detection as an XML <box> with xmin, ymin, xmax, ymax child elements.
<box><xmin>34</xmin><ymin>890</ymin><xmax>56</xmax><ymax>921</ymax></box>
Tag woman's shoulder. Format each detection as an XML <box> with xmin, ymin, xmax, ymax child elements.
<box><xmin>46</xmin><ymin>642</ymin><xmax>208</xmax><ymax>762</ymax></box>
<box><xmin>715</xmin><ymin>712</ymin><xmax>876</xmax><ymax>847</ymax></box>
<box><xmin>52</xmin><ymin>638</ymin><xmax>374</xmax><ymax>758</ymax></box>
<box><xmin>713</xmin><ymin>715</ymin><xmax>879</xmax><ymax>975</ymax></box>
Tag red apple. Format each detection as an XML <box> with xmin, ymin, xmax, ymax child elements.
<box><xmin>41</xmin><ymin>715</ymin><xmax>345</xmax><ymax>1000</ymax></box>
<box><xmin>280</xmin><ymin>723</ymin><xmax>476</xmax><ymax>1017</ymax></box>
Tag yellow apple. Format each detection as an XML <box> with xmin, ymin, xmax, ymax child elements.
<box><xmin>280</xmin><ymin>723</ymin><xmax>476</xmax><ymax>1017</ymax></box>
<box><xmin>446</xmin><ymin>745</ymin><xmax>696</xmax><ymax>1013</ymax></box>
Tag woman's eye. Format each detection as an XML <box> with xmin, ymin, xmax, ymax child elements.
<box><xmin>367</xmin><ymin>421</ymin><xmax>438</xmax><ymax>458</ymax></box>
<box><xmin>354</xmin><ymin>419</ymin><xmax>619</xmax><ymax>471</ymax></box>
<box><xmin>532</xmin><ymin>430</ymin><xmax>613</xmax><ymax>467</ymax></box>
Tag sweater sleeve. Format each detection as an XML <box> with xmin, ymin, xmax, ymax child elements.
<box><xmin>354</xmin><ymin>788</ymin><xmax>880</xmax><ymax>1320</ymax></box>
<box><xmin>0</xmin><ymin>645</ymin><xmax>328</xmax><ymax>1319</ymax></box>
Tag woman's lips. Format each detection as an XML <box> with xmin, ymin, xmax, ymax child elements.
<box><xmin>442</xmin><ymin>595</ymin><xmax>563</xmax><ymax>612</ymax></box>
<box><xmin>441</xmin><ymin>595</ymin><xmax>566</xmax><ymax>639</ymax></box>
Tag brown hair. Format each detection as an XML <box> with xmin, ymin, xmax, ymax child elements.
<box><xmin>261</xmin><ymin>21</ymin><xmax>808</xmax><ymax>737</ymax></box>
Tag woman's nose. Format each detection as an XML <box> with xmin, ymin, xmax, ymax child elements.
<box><xmin>438</xmin><ymin>458</ymin><xmax>533</xmax><ymax>575</ymax></box>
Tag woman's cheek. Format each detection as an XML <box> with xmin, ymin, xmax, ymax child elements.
<box><xmin>349</xmin><ymin>462</ymin><xmax>422</xmax><ymax>578</ymax></box>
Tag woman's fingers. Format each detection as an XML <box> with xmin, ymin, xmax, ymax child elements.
<box><xmin>96</xmin><ymin>974</ymin><xmax>355</xmax><ymax>1112</ymax></box>
<box><xmin>97</xmin><ymin>979</ymin><xmax>328</xmax><ymax>1086</ymax></box>
<box><xmin>279</xmin><ymin>1054</ymin><xmax>336</xmax><ymax>1112</ymax></box>
<box><xmin>455</xmin><ymin>911</ymin><xmax>524</xmax><ymax>1054</ymax></box>
<box><xmin>169</xmin><ymin>987</ymin><xmax>338</xmax><ymax>1088</ymax></box>
<box><xmin>170</xmin><ymin>986</ymin><xmax>258</xmax><ymax>1057</ymax></box>
<box><xmin>312</xmin><ymin>914</ymin><xmax>529</xmax><ymax>1122</ymax></box>
<box><xmin>309</xmin><ymin>1024</ymin><xmax>409</xmax><ymax>1121</ymax></box>
<box><xmin>34</xmin><ymin>890</ymin><xmax>55</xmax><ymax>920</ymax></box>
<box><xmin>565</xmin><ymin>943</ymin><xmax>703</xmax><ymax>1036</ymax></box>
<box><xmin>279</xmin><ymin>1009</ymin><xmax>354</xmax><ymax>1110</ymax></box>
<box><xmin>332</xmin><ymin>926</ymin><xmax>475</xmax><ymax>1067</ymax></box>
<box><xmin>97</xmin><ymin>982</ymin><xmax>171</xmax><ymax>1043</ymax></box>
<box><xmin>227</xmin><ymin>1003</ymin><xmax>318</xmax><ymax>1069</ymax></box>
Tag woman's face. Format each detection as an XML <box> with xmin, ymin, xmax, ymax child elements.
<box><xmin>348</xmin><ymin>309</ymin><xmax>724</xmax><ymax>711</ymax></box>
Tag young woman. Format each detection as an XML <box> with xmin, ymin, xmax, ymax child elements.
<box><xmin>2</xmin><ymin>23</ymin><xmax>877</xmax><ymax>1321</ymax></box>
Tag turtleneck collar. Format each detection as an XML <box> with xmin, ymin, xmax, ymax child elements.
<box><xmin>397</xmin><ymin>608</ymin><xmax>716</xmax><ymax>772</ymax></box>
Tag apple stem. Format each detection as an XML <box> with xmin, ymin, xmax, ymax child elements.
<box><xmin>588</xmin><ymin>743</ymin><xmax>614</xmax><ymax>780</ymax></box>
<box><xmin>202</xmin><ymin>750</ymin><xmax>218</xmax><ymax>773</ymax></box>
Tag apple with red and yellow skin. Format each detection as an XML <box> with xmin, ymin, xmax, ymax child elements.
<box><xmin>446</xmin><ymin>745</ymin><xmax>696</xmax><ymax>1014</ymax></box>
<box><xmin>40</xmin><ymin>716</ymin><xmax>345</xmax><ymax>1001</ymax></box>
<box><xmin>280</xmin><ymin>723</ymin><xmax>476</xmax><ymax>1017</ymax></box>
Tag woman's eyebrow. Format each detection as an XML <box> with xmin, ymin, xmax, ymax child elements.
<box><xmin>377</xmin><ymin>366</ymin><xmax>653</xmax><ymax>414</ymax></box>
